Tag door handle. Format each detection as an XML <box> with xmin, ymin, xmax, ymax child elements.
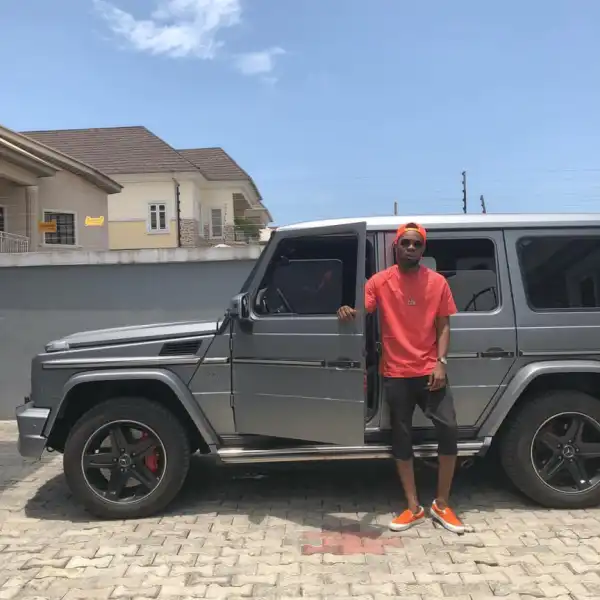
<box><xmin>327</xmin><ymin>360</ymin><xmax>361</xmax><ymax>369</ymax></box>
<box><xmin>480</xmin><ymin>348</ymin><xmax>515</xmax><ymax>358</ymax></box>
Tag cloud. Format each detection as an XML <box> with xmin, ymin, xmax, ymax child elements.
<box><xmin>94</xmin><ymin>0</ymin><xmax>284</xmax><ymax>78</ymax></box>
<box><xmin>234</xmin><ymin>47</ymin><xmax>285</xmax><ymax>76</ymax></box>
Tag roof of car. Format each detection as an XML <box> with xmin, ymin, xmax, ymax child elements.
<box><xmin>278</xmin><ymin>213</ymin><xmax>600</xmax><ymax>232</ymax></box>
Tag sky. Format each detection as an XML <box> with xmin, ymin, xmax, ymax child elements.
<box><xmin>2</xmin><ymin>0</ymin><xmax>600</xmax><ymax>225</ymax></box>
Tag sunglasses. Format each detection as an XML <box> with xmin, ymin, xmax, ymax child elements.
<box><xmin>399</xmin><ymin>238</ymin><xmax>424</xmax><ymax>249</ymax></box>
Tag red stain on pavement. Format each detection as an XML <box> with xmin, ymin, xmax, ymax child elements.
<box><xmin>301</xmin><ymin>530</ymin><xmax>403</xmax><ymax>555</ymax></box>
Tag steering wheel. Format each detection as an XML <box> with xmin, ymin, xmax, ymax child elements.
<box><xmin>463</xmin><ymin>286</ymin><xmax>497</xmax><ymax>312</ymax></box>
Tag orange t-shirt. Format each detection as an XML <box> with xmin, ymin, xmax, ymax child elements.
<box><xmin>365</xmin><ymin>265</ymin><xmax>457</xmax><ymax>378</ymax></box>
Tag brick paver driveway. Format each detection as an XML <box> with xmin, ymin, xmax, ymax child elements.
<box><xmin>1</xmin><ymin>422</ymin><xmax>600</xmax><ymax>599</ymax></box>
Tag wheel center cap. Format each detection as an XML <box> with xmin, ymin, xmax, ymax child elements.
<box><xmin>118</xmin><ymin>454</ymin><xmax>132</xmax><ymax>468</ymax></box>
<box><xmin>562</xmin><ymin>445</ymin><xmax>575</xmax><ymax>459</ymax></box>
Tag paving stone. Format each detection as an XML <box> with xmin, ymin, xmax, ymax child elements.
<box><xmin>1</xmin><ymin>420</ymin><xmax>600</xmax><ymax>599</ymax></box>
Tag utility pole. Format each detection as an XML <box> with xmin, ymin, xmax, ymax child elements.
<box><xmin>461</xmin><ymin>171</ymin><xmax>467</xmax><ymax>214</ymax></box>
<box><xmin>480</xmin><ymin>194</ymin><xmax>487</xmax><ymax>214</ymax></box>
<box><xmin>393</xmin><ymin>201</ymin><xmax>398</xmax><ymax>216</ymax></box>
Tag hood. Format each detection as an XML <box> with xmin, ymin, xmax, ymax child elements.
<box><xmin>45</xmin><ymin>320</ymin><xmax>222</xmax><ymax>352</ymax></box>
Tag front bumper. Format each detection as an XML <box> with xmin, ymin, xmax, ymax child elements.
<box><xmin>16</xmin><ymin>401</ymin><xmax>50</xmax><ymax>459</ymax></box>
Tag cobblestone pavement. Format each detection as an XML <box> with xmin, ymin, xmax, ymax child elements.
<box><xmin>1</xmin><ymin>421</ymin><xmax>600</xmax><ymax>599</ymax></box>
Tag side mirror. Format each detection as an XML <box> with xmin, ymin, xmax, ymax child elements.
<box><xmin>229</xmin><ymin>293</ymin><xmax>250</xmax><ymax>320</ymax></box>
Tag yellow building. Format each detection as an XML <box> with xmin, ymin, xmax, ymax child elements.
<box><xmin>23</xmin><ymin>127</ymin><xmax>272</xmax><ymax>250</ymax></box>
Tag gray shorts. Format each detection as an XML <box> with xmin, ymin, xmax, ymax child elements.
<box><xmin>384</xmin><ymin>376</ymin><xmax>458</xmax><ymax>460</ymax></box>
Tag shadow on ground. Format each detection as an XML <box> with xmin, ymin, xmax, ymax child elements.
<box><xmin>23</xmin><ymin>455</ymin><xmax>537</xmax><ymax>532</ymax></box>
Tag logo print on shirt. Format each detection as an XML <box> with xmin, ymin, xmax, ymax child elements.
<box><xmin>408</xmin><ymin>298</ymin><xmax>416</xmax><ymax>306</ymax></box>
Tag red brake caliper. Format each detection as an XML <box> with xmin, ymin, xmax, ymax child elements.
<box><xmin>141</xmin><ymin>432</ymin><xmax>159</xmax><ymax>473</ymax></box>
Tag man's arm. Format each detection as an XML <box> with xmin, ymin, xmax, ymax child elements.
<box><xmin>337</xmin><ymin>276</ymin><xmax>377</xmax><ymax>321</ymax></box>
<box><xmin>429</xmin><ymin>280</ymin><xmax>457</xmax><ymax>390</ymax></box>
<box><xmin>435</xmin><ymin>316</ymin><xmax>451</xmax><ymax>360</ymax></box>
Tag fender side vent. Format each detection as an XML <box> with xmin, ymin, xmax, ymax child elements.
<box><xmin>159</xmin><ymin>339</ymin><xmax>202</xmax><ymax>356</ymax></box>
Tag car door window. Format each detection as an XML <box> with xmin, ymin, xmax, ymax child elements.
<box><xmin>254</xmin><ymin>234</ymin><xmax>358</xmax><ymax>316</ymax></box>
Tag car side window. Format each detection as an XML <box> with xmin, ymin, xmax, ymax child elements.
<box><xmin>426</xmin><ymin>238</ymin><xmax>499</xmax><ymax>312</ymax></box>
<box><xmin>254</xmin><ymin>234</ymin><xmax>359</xmax><ymax>316</ymax></box>
<box><xmin>517</xmin><ymin>235</ymin><xmax>600</xmax><ymax>310</ymax></box>
<box><xmin>384</xmin><ymin>234</ymin><xmax>499</xmax><ymax>312</ymax></box>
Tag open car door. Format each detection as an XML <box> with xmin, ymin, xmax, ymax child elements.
<box><xmin>231</xmin><ymin>221</ymin><xmax>367</xmax><ymax>446</ymax></box>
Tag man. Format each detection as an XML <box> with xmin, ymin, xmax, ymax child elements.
<box><xmin>337</xmin><ymin>223</ymin><xmax>464</xmax><ymax>534</ymax></box>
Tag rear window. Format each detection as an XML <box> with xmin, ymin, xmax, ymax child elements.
<box><xmin>517</xmin><ymin>236</ymin><xmax>600</xmax><ymax>310</ymax></box>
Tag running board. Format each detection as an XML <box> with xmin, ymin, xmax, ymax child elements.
<box><xmin>218</xmin><ymin>438</ymin><xmax>492</xmax><ymax>464</ymax></box>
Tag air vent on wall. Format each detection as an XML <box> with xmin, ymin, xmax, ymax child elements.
<box><xmin>159</xmin><ymin>339</ymin><xmax>202</xmax><ymax>357</ymax></box>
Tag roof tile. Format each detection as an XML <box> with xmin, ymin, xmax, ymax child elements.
<box><xmin>178</xmin><ymin>147</ymin><xmax>249</xmax><ymax>181</ymax></box>
<box><xmin>21</xmin><ymin>126</ymin><xmax>197</xmax><ymax>175</ymax></box>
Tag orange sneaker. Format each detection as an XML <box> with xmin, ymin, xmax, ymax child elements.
<box><xmin>430</xmin><ymin>500</ymin><xmax>465</xmax><ymax>534</ymax></box>
<box><xmin>389</xmin><ymin>506</ymin><xmax>426</xmax><ymax>532</ymax></box>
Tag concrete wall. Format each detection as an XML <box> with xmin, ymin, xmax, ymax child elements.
<box><xmin>109</xmin><ymin>220</ymin><xmax>179</xmax><ymax>249</ymax></box>
<box><xmin>0</xmin><ymin>247</ymin><xmax>261</xmax><ymax>419</ymax></box>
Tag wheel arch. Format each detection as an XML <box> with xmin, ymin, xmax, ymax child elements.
<box><xmin>44</xmin><ymin>368</ymin><xmax>219</xmax><ymax>454</ymax></box>
<box><xmin>479</xmin><ymin>360</ymin><xmax>600</xmax><ymax>438</ymax></box>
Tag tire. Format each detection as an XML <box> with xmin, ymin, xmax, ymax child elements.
<box><xmin>63</xmin><ymin>397</ymin><xmax>191</xmax><ymax>519</ymax></box>
<box><xmin>500</xmin><ymin>389</ymin><xmax>600</xmax><ymax>509</ymax></box>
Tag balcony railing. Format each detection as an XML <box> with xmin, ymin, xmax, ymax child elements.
<box><xmin>201</xmin><ymin>222</ymin><xmax>269</xmax><ymax>245</ymax></box>
<box><xmin>0</xmin><ymin>231</ymin><xmax>30</xmax><ymax>253</ymax></box>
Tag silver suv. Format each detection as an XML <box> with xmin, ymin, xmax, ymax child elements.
<box><xmin>16</xmin><ymin>214</ymin><xmax>600</xmax><ymax>519</ymax></box>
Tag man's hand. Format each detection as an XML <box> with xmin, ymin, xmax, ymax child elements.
<box><xmin>337</xmin><ymin>306</ymin><xmax>357</xmax><ymax>321</ymax></box>
<box><xmin>428</xmin><ymin>362</ymin><xmax>447</xmax><ymax>391</ymax></box>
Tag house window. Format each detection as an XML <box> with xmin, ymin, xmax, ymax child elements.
<box><xmin>43</xmin><ymin>211</ymin><xmax>76</xmax><ymax>246</ymax></box>
<box><xmin>0</xmin><ymin>205</ymin><xmax>5</xmax><ymax>232</ymax></box>
<box><xmin>148</xmin><ymin>203</ymin><xmax>168</xmax><ymax>232</ymax></box>
<box><xmin>211</xmin><ymin>208</ymin><xmax>223</xmax><ymax>238</ymax></box>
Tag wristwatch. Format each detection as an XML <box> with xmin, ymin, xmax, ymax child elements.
<box><xmin>437</xmin><ymin>356</ymin><xmax>448</xmax><ymax>365</ymax></box>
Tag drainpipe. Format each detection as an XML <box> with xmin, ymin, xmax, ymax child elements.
<box><xmin>172</xmin><ymin>177</ymin><xmax>181</xmax><ymax>248</ymax></box>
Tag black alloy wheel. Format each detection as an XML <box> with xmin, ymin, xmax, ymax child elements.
<box><xmin>64</xmin><ymin>397</ymin><xmax>191</xmax><ymax>519</ymax></box>
<box><xmin>500</xmin><ymin>389</ymin><xmax>600</xmax><ymax>509</ymax></box>
<box><xmin>82</xmin><ymin>420</ymin><xmax>166</xmax><ymax>504</ymax></box>
<box><xmin>531</xmin><ymin>412</ymin><xmax>600</xmax><ymax>494</ymax></box>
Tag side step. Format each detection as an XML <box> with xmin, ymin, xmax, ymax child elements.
<box><xmin>218</xmin><ymin>438</ymin><xmax>492</xmax><ymax>464</ymax></box>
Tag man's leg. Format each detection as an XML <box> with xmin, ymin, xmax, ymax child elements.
<box><xmin>385</xmin><ymin>378</ymin><xmax>424</xmax><ymax>531</ymax></box>
<box><xmin>421</xmin><ymin>383</ymin><xmax>465</xmax><ymax>533</ymax></box>
<box><xmin>436</xmin><ymin>454</ymin><xmax>457</xmax><ymax>509</ymax></box>
<box><xmin>395</xmin><ymin>458</ymin><xmax>419</xmax><ymax>514</ymax></box>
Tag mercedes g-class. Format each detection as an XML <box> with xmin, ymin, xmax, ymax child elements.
<box><xmin>16</xmin><ymin>214</ymin><xmax>600</xmax><ymax>518</ymax></box>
